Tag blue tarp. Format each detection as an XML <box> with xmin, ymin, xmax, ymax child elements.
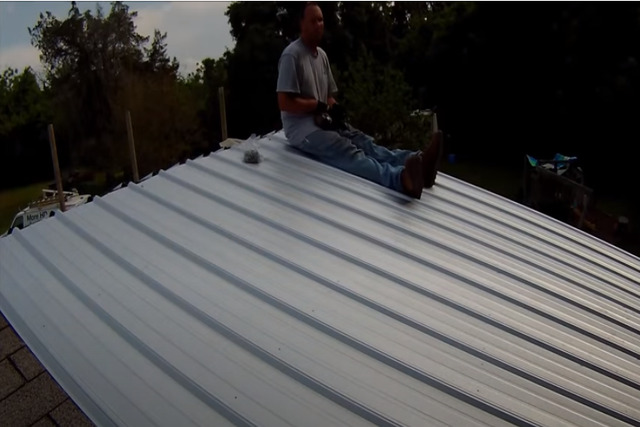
<box><xmin>527</xmin><ymin>153</ymin><xmax>578</xmax><ymax>176</ymax></box>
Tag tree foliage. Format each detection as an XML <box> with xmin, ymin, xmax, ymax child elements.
<box><xmin>0</xmin><ymin>67</ymin><xmax>52</xmax><ymax>189</ymax></box>
<box><xmin>184</xmin><ymin>57</ymin><xmax>229</xmax><ymax>144</ymax></box>
<box><xmin>336</xmin><ymin>49</ymin><xmax>421</xmax><ymax>150</ymax></box>
<box><xmin>20</xmin><ymin>1</ymin><xmax>208</xmax><ymax>180</ymax></box>
<box><xmin>218</xmin><ymin>1</ymin><xmax>640</xmax><ymax>204</ymax></box>
<box><xmin>2</xmin><ymin>1</ymin><xmax>639</xmax><ymax>221</ymax></box>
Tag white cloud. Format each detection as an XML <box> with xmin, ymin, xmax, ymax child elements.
<box><xmin>0</xmin><ymin>44</ymin><xmax>42</xmax><ymax>73</ymax></box>
<box><xmin>0</xmin><ymin>2</ymin><xmax>235</xmax><ymax>76</ymax></box>
<box><xmin>134</xmin><ymin>4</ymin><xmax>171</xmax><ymax>39</ymax></box>
<box><xmin>134</xmin><ymin>1</ymin><xmax>234</xmax><ymax>75</ymax></box>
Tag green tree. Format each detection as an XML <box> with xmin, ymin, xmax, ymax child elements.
<box><xmin>336</xmin><ymin>49</ymin><xmax>426</xmax><ymax>151</ymax></box>
<box><xmin>145</xmin><ymin>30</ymin><xmax>180</xmax><ymax>77</ymax></box>
<box><xmin>184</xmin><ymin>56</ymin><xmax>229</xmax><ymax>145</ymax></box>
<box><xmin>29</xmin><ymin>1</ymin><xmax>149</xmax><ymax>170</ymax></box>
<box><xmin>221</xmin><ymin>1</ymin><xmax>428</xmax><ymax>141</ymax></box>
<box><xmin>28</xmin><ymin>1</ymin><xmax>210</xmax><ymax>178</ymax></box>
<box><xmin>0</xmin><ymin>67</ymin><xmax>53</xmax><ymax>189</ymax></box>
<box><xmin>0</xmin><ymin>68</ymin><xmax>49</xmax><ymax>135</ymax></box>
<box><xmin>224</xmin><ymin>1</ymin><xmax>288</xmax><ymax>138</ymax></box>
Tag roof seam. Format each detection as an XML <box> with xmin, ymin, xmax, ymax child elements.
<box><xmin>187</xmin><ymin>157</ymin><xmax>640</xmax><ymax>355</ymax></box>
<box><xmin>259</xmin><ymin>142</ymin><xmax>640</xmax><ymax>300</ymax></box>
<box><xmin>88</xmin><ymin>195</ymin><xmax>409</xmax><ymax>427</ymax></box>
<box><xmin>262</xmin><ymin>138</ymin><xmax>640</xmax><ymax>284</ymax></box>
<box><xmin>97</xmin><ymin>186</ymin><xmax>541</xmax><ymax>427</ymax></box>
<box><xmin>14</xmin><ymin>221</ymin><xmax>257</xmax><ymax>427</ymax></box>
<box><xmin>132</xmin><ymin>173</ymin><xmax>640</xmax><ymax>397</ymax></box>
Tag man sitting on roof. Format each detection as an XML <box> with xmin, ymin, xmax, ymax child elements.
<box><xmin>276</xmin><ymin>2</ymin><xmax>443</xmax><ymax>199</ymax></box>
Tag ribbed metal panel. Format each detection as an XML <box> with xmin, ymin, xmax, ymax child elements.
<box><xmin>1</xmin><ymin>131</ymin><xmax>639</xmax><ymax>426</ymax></box>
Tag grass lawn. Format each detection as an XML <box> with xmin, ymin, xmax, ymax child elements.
<box><xmin>0</xmin><ymin>181</ymin><xmax>52</xmax><ymax>233</ymax></box>
<box><xmin>0</xmin><ymin>171</ymin><xmax>113</xmax><ymax>234</ymax></box>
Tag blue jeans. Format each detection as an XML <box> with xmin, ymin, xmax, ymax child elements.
<box><xmin>294</xmin><ymin>129</ymin><xmax>417</xmax><ymax>192</ymax></box>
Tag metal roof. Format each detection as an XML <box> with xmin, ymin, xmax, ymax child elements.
<box><xmin>1</xmin><ymin>131</ymin><xmax>639</xmax><ymax>426</ymax></box>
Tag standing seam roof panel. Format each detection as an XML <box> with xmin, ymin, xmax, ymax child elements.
<box><xmin>1</xmin><ymin>131</ymin><xmax>639</xmax><ymax>426</ymax></box>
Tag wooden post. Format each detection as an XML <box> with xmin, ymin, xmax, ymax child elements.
<box><xmin>578</xmin><ymin>192</ymin><xmax>589</xmax><ymax>229</ymax></box>
<box><xmin>47</xmin><ymin>124</ymin><xmax>66</xmax><ymax>212</ymax></box>
<box><xmin>218</xmin><ymin>86</ymin><xmax>228</xmax><ymax>141</ymax></box>
<box><xmin>125</xmin><ymin>110</ymin><xmax>140</xmax><ymax>183</ymax></box>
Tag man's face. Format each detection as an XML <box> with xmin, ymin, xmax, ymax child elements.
<box><xmin>301</xmin><ymin>5</ymin><xmax>324</xmax><ymax>44</ymax></box>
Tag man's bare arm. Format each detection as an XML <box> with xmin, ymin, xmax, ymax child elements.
<box><xmin>278</xmin><ymin>92</ymin><xmax>321</xmax><ymax>114</ymax></box>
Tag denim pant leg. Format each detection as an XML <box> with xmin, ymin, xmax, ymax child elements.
<box><xmin>342</xmin><ymin>130</ymin><xmax>417</xmax><ymax>167</ymax></box>
<box><xmin>296</xmin><ymin>130</ymin><xmax>405</xmax><ymax>192</ymax></box>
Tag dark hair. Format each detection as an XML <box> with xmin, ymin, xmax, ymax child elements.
<box><xmin>300</xmin><ymin>2</ymin><xmax>319</xmax><ymax>20</ymax></box>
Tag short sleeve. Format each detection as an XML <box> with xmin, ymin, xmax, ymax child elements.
<box><xmin>276</xmin><ymin>53</ymin><xmax>300</xmax><ymax>94</ymax></box>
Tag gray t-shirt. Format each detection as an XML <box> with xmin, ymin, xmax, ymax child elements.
<box><xmin>276</xmin><ymin>38</ymin><xmax>338</xmax><ymax>145</ymax></box>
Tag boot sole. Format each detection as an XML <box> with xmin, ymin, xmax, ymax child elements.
<box><xmin>404</xmin><ymin>155</ymin><xmax>424</xmax><ymax>199</ymax></box>
<box><xmin>423</xmin><ymin>132</ymin><xmax>443</xmax><ymax>188</ymax></box>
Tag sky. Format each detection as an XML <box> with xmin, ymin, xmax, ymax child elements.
<box><xmin>0</xmin><ymin>1</ymin><xmax>235</xmax><ymax>76</ymax></box>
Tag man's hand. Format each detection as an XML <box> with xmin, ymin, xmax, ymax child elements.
<box><xmin>328</xmin><ymin>102</ymin><xmax>347</xmax><ymax>126</ymax></box>
<box><xmin>315</xmin><ymin>100</ymin><xmax>328</xmax><ymax>114</ymax></box>
<box><xmin>328</xmin><ymin>96</ymin><xmax>337</xmax><ymax>108</ymax></box>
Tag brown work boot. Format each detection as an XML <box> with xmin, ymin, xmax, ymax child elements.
<box><xmin>422</xmin><ymin>131</ymin><xmax>443</xmax><ymax>188</ymax></box>
<box><xmin>401</xmin><ymin>154</ymin><xmax>424</xmax><ymax>199</ymax></box>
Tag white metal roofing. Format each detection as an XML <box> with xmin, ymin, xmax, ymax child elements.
<box><xmin>1</xmin><ymin>131</ymin><xmax>639</xmax><ymax>426</ymax></box>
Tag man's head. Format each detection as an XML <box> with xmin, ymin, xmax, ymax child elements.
<box><xmin>299</xmin><ymin>2</ymin><xmax>324</xmax><ymax>46</ymax></box>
